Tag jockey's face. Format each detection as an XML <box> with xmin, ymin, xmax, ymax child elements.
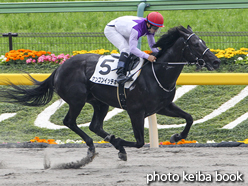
<box><xmin>147</xmin><ymin>23</ymin><xmax>159</xmax><ymax>34</ymax></box>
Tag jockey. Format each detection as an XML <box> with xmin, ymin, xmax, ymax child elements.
<box><xmin>104</xmin><ymin>12</ymin><xmax>164</xmax><ymax>84</ymax></box>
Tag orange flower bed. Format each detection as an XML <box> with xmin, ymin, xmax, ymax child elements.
<box><xmin>29</xmin><ymin>136</ymin><xmax>198</xmax><ymax>146</ymax></box>
<box><xmin>5</xmin><ymin>49</ymin><xmax>51</xmax><ymax>62</ymax></box>
<box><xmin>30</xmin><ymin>136</ymin><xmax>57</xmax><ymax>144</ymax></box>
<box><xmin>160</xmin><ymin>139</ymin><xmax>197</xmax><ymax>145</ymax></box>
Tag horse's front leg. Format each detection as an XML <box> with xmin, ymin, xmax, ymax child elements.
<box><xmin>105</xmin><ymin>111</ymin><xmax>145</xmax><ymax>161</ymax></box>
<box><xmin>157</xmin><ymin>102</ymin><xmax>193</xmax><ymax>143</ymax></box>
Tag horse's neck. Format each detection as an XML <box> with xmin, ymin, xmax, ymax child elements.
<box><xmin>141</xmin><ymin>38</ymin><xmax>185</xmax><ymax>90</ymax></box>
<box><xmin>155</xmin><ymin>49</ymin><xmax>185</xmax><ymax>86</ymax></box>
<box><xmin>154</xmin><ymin>62</ymin><xmax>184</xmax><ymax>86</ymax></box>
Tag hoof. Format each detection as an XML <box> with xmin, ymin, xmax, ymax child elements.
<box><xmin>170</xmin><ymin>133</ymin><xmax>181</xmax><ymax>143</ymax></box>
<box><xmin>87</xmin><ymin>147</ymin><xmax>95</xmax><ymax>158</ymax></box>
<box><xmin>118</xmin><ymin>152</ymin><xmax>127</xmax><ymax>161</ymax></box>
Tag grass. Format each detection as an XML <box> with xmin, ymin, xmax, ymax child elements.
<box><xmin>1</xmin><ymin>6</ymin><xmax>248</xmax><ymax>33</ymax></box>
<box><xmin>0</xmin><ymin>5</ymin><xmax>248</xmax><ymax>144</ymax></box>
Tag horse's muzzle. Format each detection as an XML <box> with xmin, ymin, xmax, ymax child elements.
<box><xmin>212</xmin><ymin>59</ymin><xmax>221</xmax><ymax>70</ymax></box>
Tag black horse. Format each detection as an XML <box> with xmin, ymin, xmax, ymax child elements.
<box><xmin>0</xmin><ymin>25</ymin><xmax>220</xmax><ymax>161</ymax></box>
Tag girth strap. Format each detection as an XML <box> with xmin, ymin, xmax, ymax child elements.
<box><xmin>117</xmin><ymin>84</ymin><xmax>127</xmax><ymax>110</ymax></box>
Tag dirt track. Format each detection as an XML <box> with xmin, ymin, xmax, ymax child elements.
<box><xmin>0</xmin><ymin>146</ymin><xmax>248</xmax><ymax>186</ymax></box>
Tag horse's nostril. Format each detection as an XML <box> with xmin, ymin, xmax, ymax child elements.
<box><xmin>213</xmin><ymin>60</ymin><xmax>220</xmax><ymax>69</ymax></box>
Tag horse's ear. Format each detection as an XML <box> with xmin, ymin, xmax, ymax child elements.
<box><xmin>187</xmin><ymin>25</ymin><xmax>193</xmax><ymax>32</ymax></box>
<box><xmin>177</xmin><ymin>27</ymin><xmax>187</xmax><ymax>38</ymax></box>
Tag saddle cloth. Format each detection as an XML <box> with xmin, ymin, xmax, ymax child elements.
<box><xmin>90</xmin><ymin>55</ymin><xmax>144</xmax><ymax>88</ymax></box>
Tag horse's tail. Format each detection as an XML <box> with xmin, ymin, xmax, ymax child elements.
<box><xmin>0</xmin><ymin>69</ymin><xmax>57</xmax><ymax>106</ymax></box>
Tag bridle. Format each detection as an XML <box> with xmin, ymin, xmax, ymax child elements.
<box><xmin>182</xmin><ymin>33</ymin><xmax>210</xmax><ymax>67</ymax></box>
<box><xmin>126</xmin><ymin>33</ymin><xmax>211</xmax><ymax>92</ymax></box>
<box><xmin>151</xmin><ymin>33</ymin><xmax>210</xmax><ymax>92</ymax></box>
<box><xmin>153</xmin><ymin>33</ymin><xmax>210</xmax><ymax>66</ymax></box>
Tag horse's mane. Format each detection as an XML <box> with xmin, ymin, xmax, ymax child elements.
<box><xmin>153</xmin><ymin>26</ymin><xmax>191</xmax><ymax>58</ymax></box>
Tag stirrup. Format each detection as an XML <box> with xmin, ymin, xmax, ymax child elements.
<box><xmin>118</xmin><ymin>74</ymin><xmax>134</xmax><ymax>84</ymax></box>
<box><xmin>117</xmin><ymin>75</ymin><xmax>128</xmax><ymax>84</ymax></box>
<box><xmin>117</xmin><ymin>78</ymin><xmax>133</xmax><ymax>84</ymax></box>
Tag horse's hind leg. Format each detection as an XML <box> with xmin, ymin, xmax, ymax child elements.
<box><xmin>157</xmin><ymin>102</ymin><xmax>193</xmax><ymax>143</ymax></box>
<box><xmin>63</xmin><ymin>103</ymin><xmax>95</xmax><ymax>156</ymax></box>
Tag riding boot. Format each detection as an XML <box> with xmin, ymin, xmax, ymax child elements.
<box><xmin>116</xmin><ymin>52</ymin><xmax>129</xmax><ymax>84</ymax></box>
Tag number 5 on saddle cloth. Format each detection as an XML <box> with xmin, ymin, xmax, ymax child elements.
<box><xmin>90</xmin><ymin>54</ymin><xmax>144</xmax><ymax>109</ymax></box>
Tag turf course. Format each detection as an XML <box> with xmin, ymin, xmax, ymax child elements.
<box><xmin>0</xmin><ymin>2</ymin><xmax>248</xmax><ymax>144</ymax></box>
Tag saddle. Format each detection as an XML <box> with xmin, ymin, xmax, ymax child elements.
<box><xmin>111</xmin><ymin>53</ymin><xmax>140</xmax><ymax>110</ymax></box>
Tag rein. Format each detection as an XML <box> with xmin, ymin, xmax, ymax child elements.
<box><xmin>151</xmin><ymin>33</ymin><xmax>210</xmax><ymax>93</ymax></box>
<box><xmin>151</xmin><ymin>62</ymin><xmax>176</xmax><ymax>92</ymax></box>
<box><xmin>125</xmin><ymin>33</ymin><xmax>210</xmax><ymax>93</ymax></box>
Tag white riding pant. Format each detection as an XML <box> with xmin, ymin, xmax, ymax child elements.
<box><xmin>104</xmin><ymin>25</ymin><xmax>130</xmax><ymax>54</ymax></box>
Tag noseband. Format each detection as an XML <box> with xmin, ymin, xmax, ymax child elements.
<box><xmin>182</xmin><ymin>33</ymin><xmax>210</xmax><ymax>67</ymax></box>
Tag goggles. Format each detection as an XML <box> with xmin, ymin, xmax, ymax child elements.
<box><xmin>151</xmin><ymin>25</ymin><xmax>159</xmax><ymax>30</ymax></box>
